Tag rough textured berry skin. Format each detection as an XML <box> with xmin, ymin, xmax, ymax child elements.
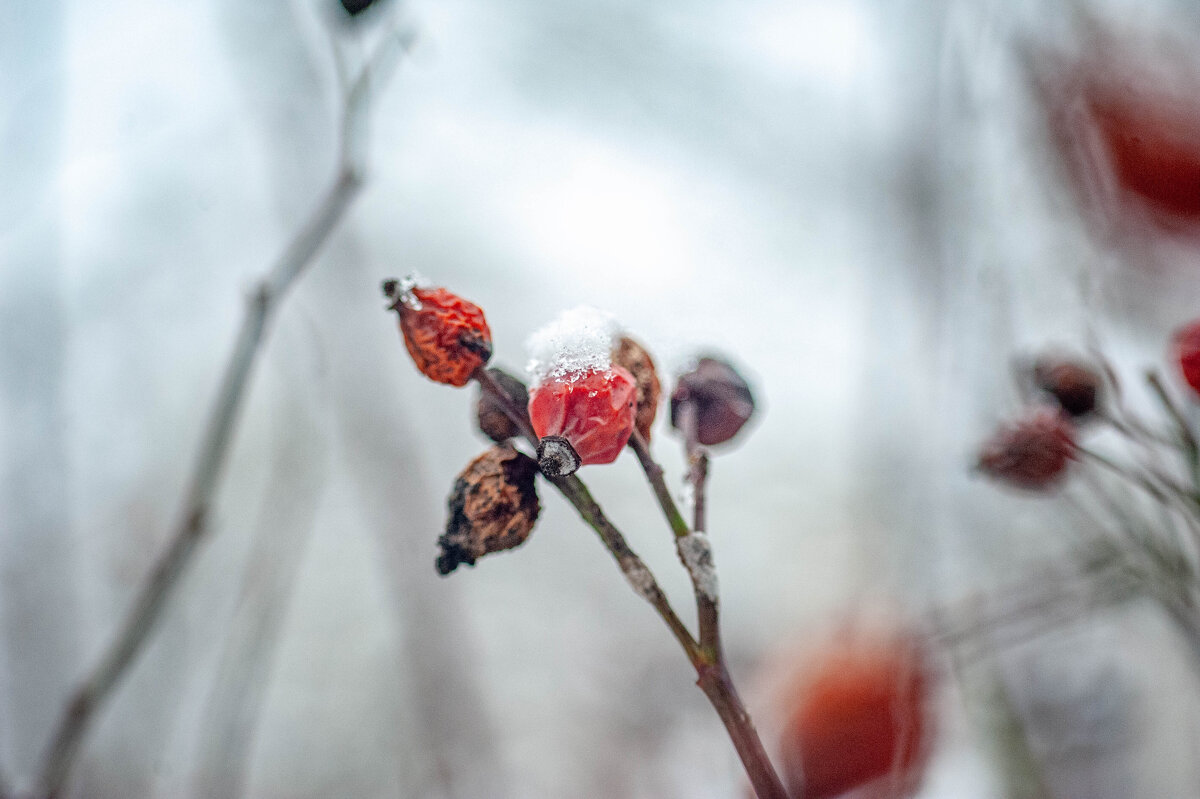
<box><xmin>1032</xmin><ymin>356</ymin><xmax>1101</xmax><ymax>418</ymax></box>
<box><xmin>528</xmin><ymin>367</ymin><xmax>637</xmax><ymax>467</ymax></box>
<box><xmin>977</xmin><ymin>406</ymin><xmax>1076</xmax><ymax>490</ymax></box>
<box><xmin>1175</xmin><ymin>321</ymin><xmax>1200</xmax><ymax>396</ymax></box>
<box><xmin>670</xmin><ymin>357</ymin><xmax>756</xmax><ymax>446</ymax></box>
<box><xmin>390</xmin><ymin>285</ymin><xmax>492</xmax><ymax>387</ymax></box>
<box><xmin>437</xmin><ymin>446</ymin><xmax>540</xmax><ymax>575</ymax></box>
<box><xmin>780</xmin><ymin>636</ymin><xmax>932</xmax><ymax>799</ymax></box>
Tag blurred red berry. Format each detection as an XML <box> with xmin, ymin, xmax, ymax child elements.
<box><xmin>977</xmin><ymin>406</ymin><xmax>1076</xmax><ymax>491</ymax></box>
<box><xmin>383</xmin><ymin>280</ymin><xmax>492</xmax><ymax>387</ymax></box>
<box><xmin>780</xmin><ymin>635</ymin><xmax>934</xmax><ymax>799</ymax></box>
<box><xmin>528</xmin><ymin>367</ymin><xmax>637</xmax><ymax>473</ymax></box>
<box><xmin>1048</xmin><ymin>54</ymin><xmax>1200</xmax><ymax>235</ymax></box>
<box><xmin>1173</xmin><ymin>320</ymin><xmax>1200</xmax><ymax>396</ymax></box>
<box><xmin>1031</xmin><ymin>355</ymin><xmax>1102</xmax><ymax>418</ymax></box>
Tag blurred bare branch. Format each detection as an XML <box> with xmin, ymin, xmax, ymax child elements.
<box><xmin>30</xmin><ymin>23</ymin><xmax>408</xmax><ymax>799</ymax></box>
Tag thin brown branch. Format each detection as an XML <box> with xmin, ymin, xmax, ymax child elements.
<box><xmin>676</xmin><ymin>401</ymin><xmax>720</xmax><ymax>653</ymax></box>
<box><xmin>31</xmin><ymin>33</ymin><xmax>405</xmax><ymax>799</ymax></box>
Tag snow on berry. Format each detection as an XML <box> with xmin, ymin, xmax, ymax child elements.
<box><xmin>525</xmin><ymin>306</ymin><xmax>620</xmax><ymax>386</ymax></box>
<box><xmin>383</xmin><ymin>277</ymin><xmax>492</xmax><ymax>387</ymax></box>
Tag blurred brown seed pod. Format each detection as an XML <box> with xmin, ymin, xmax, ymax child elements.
<box><xmin>437</xmin><ymin>446</ymin><xmax>540</xmax><ymax>575</ymax></box>
<box><xmin>670</xmin><ymin>357</ymin><xmax>756</xmax><ymax>447</ymax></box>
<box><xmin>612</xmin><ymin>336</ymin><xmax>661</xmax><ymax>441</ymax></box>
<box><xmin>475</xmin><ymin>367</ymin><xmax>529</xmax><ymax>443</ymax></box>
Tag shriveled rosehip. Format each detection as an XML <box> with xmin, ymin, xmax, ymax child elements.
<box><xmin>383</xmin><ymin>278</ymin><xmax>492</xmax><ymax>387</ymax></box>
<box><xmin>1174</xmin><ymin>320</ymin><xmax>1200</xmax><ymax>397</ymax></box>
<box><xmin>977</xmin><ymin>406</ymin><xmax>1076</xmax><ymax>491</ymax></box>
<box><xmin>528</xmin><ymin>366</ymin><xmax>637</xmax><ymax>476</ymax></box>
<box><xmin>437</xmin><ymin>446</ymin><xmax>540</xmax><ymax>575</ymax></box>
<box><xmin>670</xmin><ymin>357</ymin><xmax>756</xmax><ymax>446</ymax></box>
<box><xmin>476</xmin><ymin>368</ymin><xmax>529</xmax><ymax>443</ymax></box>
<box><xmin>780</xmin><ymin>634</ymin><xmax>934</xmax><ymax>799</ymax></box>
<box><xmin>612</xmin><ymin>336</ymin><xmax>661</xmax><ymax>441</ymax></box>
<box><xmin>1031</xmin><ymin>355</ymin><xmax>1102</xmax><ymax>418</ymax></box>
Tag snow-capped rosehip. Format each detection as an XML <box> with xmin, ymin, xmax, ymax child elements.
<box><xmin>437</xmin><ymin>446</ymin><xmax>540</xmax><ymax>575</ymax></box>
<box><xmin>1174</xmin><ymin>320</ymin><xmax>1200</xmax><ymax>397</ymax></box>
<box><xmin>528</xmin><ymin>366</ymin><xmax>637</xmax><ymax>476</ymax></box>
<box><xmin>383</xmin><ymin>277</ymin><xmax>492</xmax><ymax>387</ymax></box>
<box><xmin>612</xmin><ymin>336</ymin><xmax>661</xmax><ymax>441</ymax></box>
<box><xmin>525</xmin><ymin>307</ymin><xmax>638</xmax><ymax>476</ymax></box>
<box><xmin>670</xmin><ymin>357</ymin><xmax>756</xmax><ymax>446</ymax></box>
<box><xmin>779</xmin><ymin>633</ymin><xmax>934</xmax><ymax>799</ymax></box>
<box><xmin>1031</xmin><ymin>355</ymin><xmax>1102</xmax><ymax>418</ymax></box>
<box><xmin>977</xmin><ymin>406</ymin><xmax>1076</xmax><ymax>490</ymax></box>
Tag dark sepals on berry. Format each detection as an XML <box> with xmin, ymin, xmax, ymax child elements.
<box><xmin>977</xmin><ymin>406</ymin><xmax>1076</xmax><ymax>491</ymax></box>
<box><xmin>670</xmin><ymin>357</ymin><xmax>756</xmax><ymax>447</ymax></box>
<box><xmin>536</xmin><ymin>435</ymin><xmax>581</xmax><ymax>478</ymax></box>
<box><xmin>437</xmin><ymin>447</ymin><xmax>540</xmax><ymax>575</ymax></box>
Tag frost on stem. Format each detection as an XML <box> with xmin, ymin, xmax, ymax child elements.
<box><xmin>525</xmin><ymin>306</ymin><xmax>619</xmax><ymax>386</ymax></box>
<box><xmin>622</xmin><ymin>559</ymin><xmax>659</xmax><ymax>603</ymax></box>
<box><xmin>678</xmin><ymin>532</ymin><xmax>718</xmax><ymax>602</ymax></box>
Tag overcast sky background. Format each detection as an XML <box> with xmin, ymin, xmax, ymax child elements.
<box><xmin>6</xmin><ymin>0</ymin><xmax>1200</xmax><ymax>797</ymax></box>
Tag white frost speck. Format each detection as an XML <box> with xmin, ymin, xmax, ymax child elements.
<box><xmin>397</xmin><ymin>271</ymin><xmax>430</xmax><ymax>310</ymax></box>
<box><xmin>622</xmin><ymin>560</ymin><xmax>658</xmax><ymax>603</ymax></box>
<box><xmin>678</xmin><ymin>532</ymin><xmax>718</xmax><ymax>602</ymax></box>
<box><xmin>525</xmin><ymin>306</ymin><xmax>619</xmax><ymax>385</ymax></box>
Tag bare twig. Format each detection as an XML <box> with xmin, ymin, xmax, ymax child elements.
<box><xmin>626</xmin><ymin>428</ymin><xmax>785</xmax><ymax>799</ymax></box>
<box><xmin>1146</xmin><ymin>369</ymin><xmax>1200</xmax><ymax>496</ymax></box>
<box><xmin>31</xmin><ymin>31</ymin><xmax>407</xmax><ymax>799</ymax></box>
<box><xmin>676</xmin><ymin>402</ymin><xmax>719</xmax><ymax>652</ymax></box>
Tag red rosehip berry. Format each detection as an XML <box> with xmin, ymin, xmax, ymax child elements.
<box><xmin>528</xmin><ymin>366</ymin><xmax>637</xmax><ymax>476</ymax></box>
<box><xmin>383</xmin><ymin>278</ymin><xmax>492</xmax><ymax>387</ymax></box>
<box><xmin>977</xmin><ymin>406</ymin><xmax>1076</xmax><ymax>491</ymax></box>
<box><xmin>1173</xmin><ymin>320</ymin><xmax>1200</xmax><ymax>397</ymax></box>
<box><xmin>779</xmin><ymin>634</ymin><xmax>934</xmax><ymax>799</ymax></box>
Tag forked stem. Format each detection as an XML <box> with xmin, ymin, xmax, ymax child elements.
<box><xmin>475</xmin><ymin>369</ymin><xmax>788</xmax><ymax>799</ymax></box>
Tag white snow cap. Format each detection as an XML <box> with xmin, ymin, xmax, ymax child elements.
<box><xmin>525</xmin><ymin>306</ymin><xmax>620</xmax><ymax>385</ymax></box>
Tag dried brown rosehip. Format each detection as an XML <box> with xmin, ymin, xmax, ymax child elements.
<box><xmin>437</xmin><ymin>446</ymin><xmax>540</xmax><ymax>575</ymax></box>
<box><xmin>977</xmin><ymin>406</ymin><xmax>1076</xmax><ymax>491</ymax></box>
<box><xmin>612</xmin><ymin>336</ymin><xmax>661</xmax><ymax>441</ymax></box>
<box><xmin>670</xmin><ymin>357</ymin><xmax>756</xmax><ymax>447</ymax></box>
<box><xmin>383</xmin><ymin>278</ymin><xmax>492</xmax><ymax>387</ymax></box>
<box><xmin>1031</xmin><ymin>355</ymin><xmax>1102</xmax><ymax>418</ymax></box>
<box><xmin>475</xmin><ymin>368</ymin><xmax>529</xmax><ymax>443</ymax></box>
